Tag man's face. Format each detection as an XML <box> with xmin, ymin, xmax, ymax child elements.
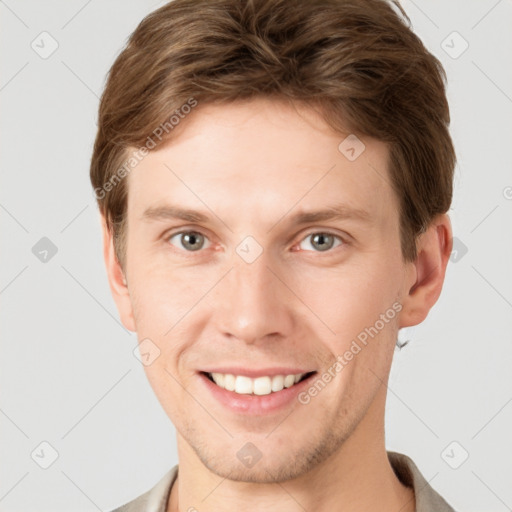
<box><xmin>117</xmin><ymin>99</ymin><xmax>415</xmax><ymax>482</ymax></box>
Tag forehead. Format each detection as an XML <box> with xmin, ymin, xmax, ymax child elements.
<box><xmin>125</xmin><ymin>99</ymin><xmax>397</xmax><ymax>229</ymax></box>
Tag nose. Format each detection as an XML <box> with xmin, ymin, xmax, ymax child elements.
<box><xmin>210</xmin><ymin>254</ymin><xmax>294</xmax><ymax>345</ymax></box>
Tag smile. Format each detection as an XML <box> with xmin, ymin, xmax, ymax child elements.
<box><xmin>203</xmin><ymin>371</ymin><xmax>316</xmax><ymax>395</ymax></box>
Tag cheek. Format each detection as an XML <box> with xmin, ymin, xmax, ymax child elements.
<box><xmin>127</xmin><ymin>262</ymin><xmax>216</xmax><ymax>378</ymax></box>
<box><xmin>129</xmin><ymin>273</ymin><xmax>198</xmax><ymax>415</ymax></box>
<box><xmin>128</xmin><ymin>257</ymin><xmax>214</xmax><ymax>332</ymax></box>
<box><xmin>295</xmin><ymin>255</ymin><xmax>403</xmax><ymax>342</ymax></box>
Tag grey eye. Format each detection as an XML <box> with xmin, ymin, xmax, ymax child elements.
<box><xmin>168</xmin><ymin>231</ymin><xmax>210</xmax><ymax>251</ymax></box>
<box><xmin>299</xmin><ymin>232</ymin><xmax>342</xmax><ymax>252</ymax></box>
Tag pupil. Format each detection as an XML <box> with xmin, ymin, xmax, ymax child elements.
<box><xmin>313</xmin><ymin>233</ymin><xmax>333</xmax><ymax>251</ymax></box>
<box><xmin>183</xmin><ymin>232</ymin><xmax>203</xmax><ymax>251</ymax></box>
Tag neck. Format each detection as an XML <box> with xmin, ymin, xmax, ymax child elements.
<box><xmin>167</xmin><ymin>385</ymin><xmax>415</xmax><ymax>512</ymax></box>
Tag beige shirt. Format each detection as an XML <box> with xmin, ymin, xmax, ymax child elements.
<box><xmin>111</xmin><ymin>451</ymin><xmax>456</xmax><ymax>512</ymax></box>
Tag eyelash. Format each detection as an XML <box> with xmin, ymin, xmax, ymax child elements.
<box><xmin>164</xmin><ymin>229</ymin><xmax>348</xmax><ymax>255</ymax></box>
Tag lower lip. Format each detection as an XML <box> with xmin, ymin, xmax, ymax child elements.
<box><xmin>198</xmin><ymin>372</ymin><xmax>317</xmax><ymax>415</ymax></box>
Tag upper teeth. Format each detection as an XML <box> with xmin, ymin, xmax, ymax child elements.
<box><xmin>209</xmin><ymin>372</ymin><xmax>306</xmax><ymax>395</ymax></box>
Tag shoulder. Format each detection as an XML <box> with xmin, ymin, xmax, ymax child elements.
<box><xmin>109</xmin><ymin>465</ymin><xmax>178</xmax><ymax>512</ymax></box>
<box><xmin>387</xmin><ymin>451</ymin><xmax>457</xmax><ymax>512</ymax></box>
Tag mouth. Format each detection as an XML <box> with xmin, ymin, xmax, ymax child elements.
<box><xmin>200</xmin><ymin>370</ymin><xmax>317</xmax><ymax>396</ymax></box>
<box><xmin>198</xmin><ymin>368</ymin><xmax>319</xmax><ymax>414</ymax></box>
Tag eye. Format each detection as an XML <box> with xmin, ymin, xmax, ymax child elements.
<box><xmin>167</xmin><ymin>231</ymin><xmax>211</xmax><ymax>252</ymax></box>
<box><xmin>298</xmin><ymin>232</ymin><xmax>344</xmax><ymax>252</ymax></box>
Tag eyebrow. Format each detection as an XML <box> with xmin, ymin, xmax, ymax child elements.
<box><xmin>141</xmin><ymin>205</ymin><xmax>210</xmax><ymax>223</ymax></box>
<box><xmin>288</xmin><ymin>204</ymin><xmax>372</xmax><ymax>225</ymax></box>
<box><xmin>140</xmin><ymin>203</ymin><xmax>372</xmax><ymax>226</ymax></box>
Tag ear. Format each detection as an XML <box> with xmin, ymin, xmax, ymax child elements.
<box><xmin>399</xmin><ymin>213</ymin><xmax>453</xmax><ymax>328</ymax></box>
<box><xmin>101</xmin><ymin>216</ymin><xmax>136</xmax><ymax>332</ymax></box>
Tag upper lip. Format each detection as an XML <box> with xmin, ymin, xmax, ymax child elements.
<box><xmin>199</xmin><ymin>367</ymin><xmax>316</xmax><ymax>378</ymax></box>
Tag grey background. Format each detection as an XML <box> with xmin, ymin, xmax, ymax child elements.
<box><xmin>1</xmin><ymin>1</ymin><xmax>511</xmax><ymax>510</ymax></box>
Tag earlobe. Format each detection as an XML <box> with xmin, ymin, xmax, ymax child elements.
<box><xmin>101</xmin><ymin>216</ymin><xmax>136</xmax><ymax>332</ymax></box>
<box><xmin>399</xmin><ymin>214</ymin><xmax>453</xmax><ymax>328</ymax></box>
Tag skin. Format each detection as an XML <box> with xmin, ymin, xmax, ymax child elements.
<box><xmin>102</xmin><ymin>98</ymin><xmax>452</xmax><ymax>512</ymax></box>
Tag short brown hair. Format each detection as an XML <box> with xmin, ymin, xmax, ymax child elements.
<box><xmin>90</xmin><ymin>0</ymin><xmax>455</xmax><ymax>269</ymax></box>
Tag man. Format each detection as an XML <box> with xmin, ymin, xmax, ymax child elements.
<box><xmin>90</xmin><ymin>0</ymin><xmax>458</xmax><ymax>510</ymax></box>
